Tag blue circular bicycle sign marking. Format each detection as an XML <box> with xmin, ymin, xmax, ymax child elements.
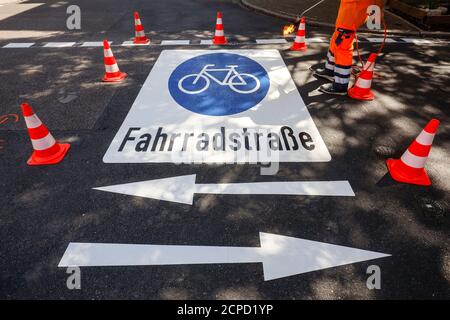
<box><xmin>168</xmin><ymin>53</ymin><xmax>270</xmax><ymax>116</ymax></box>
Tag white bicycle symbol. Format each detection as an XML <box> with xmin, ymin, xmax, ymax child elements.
<box><xmin>178</xmin><ymin>64</ymin><xmax>261</xmax><ymax>95</ymax></box>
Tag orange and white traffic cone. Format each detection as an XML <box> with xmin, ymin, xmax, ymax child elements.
<box><xmin>213</xmin><ymin>11</ymin><xmax>227</xmax><ymax>45</ymax></box>
<box><xmin>386</xmin><ymin>119</ymin><xmax>440</xmax><ymax>186</ymax></box>
<box><xmin>290</xmin><ymin>16</ymin><xmax>307</xmax><ymax>51</ymax></box>
<box><xmin>20</xmin><ymin>103</ymin><xmax>70</xmax><ymax>166</ymax></box>
<box><xmin>133</xmin><ymin>11</ymin><xmax>150</xmax><ymax>45</ymax></box>
<box><xmin>348</xmin><ymin>53</ymin><xmax>377</xmax><ymax>101</ymax></box>
<box><xmin>102</xmin><ymin>39</ymin><xmax>127</xmax><ymax>82</ymax></box>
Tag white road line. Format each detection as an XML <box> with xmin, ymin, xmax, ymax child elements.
<box><xmin>255</xmin><ymin>39</ymin><xmax>287</xmax><ymax>44</ymax></box>
<box><xmin>366</xmin><ymin>38</ymin><xmax>397</xmax><ymax>43</ymax></box>
<box><xmin>1</xmin><ymin>38</ymin><xmax>448</xmax><ymax>49</ymax></box>
<box><xmin>307</xmin><ymin>37</ymin><xmax>327</xmax><ymax>43</ymax></box>
<box><xmin>161</xmin><ymin>40</ymin><xmax>190</xmax><ymax>45</ymax></box>
<box><xmin>121</xmin><ymin>40</ymin><xmax>151</xmax><ymax>46</ymax></box>
<box><xmin>2</xmin><ymin>42</ymin><xmax>35</xmax><ymax>48</ymax></box>
<box><xmin>43</xmin><ymin>42</ymin><xmax>76</xmax><ymax>48</ymax></box>
<box><xmin>401</xmin><ymin>38</ymin><xmax>434</xmax><ymax>44</ymax></box>
<box><xmin>200</xmin><ymin>39</ymin><xmax>213</xmax><ymax>45</ymax></box>
<box><xmin>80</xmin><ymin>41</ymin><xmax>111</xmax><ymax>47</ymax></box>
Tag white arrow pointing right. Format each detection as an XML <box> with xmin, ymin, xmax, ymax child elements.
<box><xmin>58</xmin><ymin>232</ymin><xmax>390</xmax><ymax>281</ymax></box>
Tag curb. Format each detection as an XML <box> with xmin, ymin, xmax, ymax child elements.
<box><xmin>240</xmin><ymin>0</ymin><xmax>450</xmax><ymax>38</ymax></box>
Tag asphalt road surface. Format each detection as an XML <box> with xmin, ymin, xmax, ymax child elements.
<box><xmin>0</xmin><ymin>0</ymin><xmax>449</xmax><ymax>299</ymax></box>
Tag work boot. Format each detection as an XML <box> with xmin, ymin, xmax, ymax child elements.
<box><xmin>311</xmin><ymin>67</ymin><xmax>334</xmax><ymax>82</ymax></box>
<box><xmin>319</xmin><ymin>83</ymin><xmax>347</xmax><ymax>96</ymax></box>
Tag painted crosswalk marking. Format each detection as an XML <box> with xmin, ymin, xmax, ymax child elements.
<box><xmin>1</xmin><ymin>38</ymin><xmax>449</xmax><ymax>49</ymax></box>
<box><xmin>80</xmin><ymin>41</ymin><xmax>110</xmax><ymax>47</ymax></box>
<box><xmin>307</xmin><ymin>37</ymin><xmax>327</xmax><ymax>43</ymax></box>
<box><xmin>200</xmin><ymin>39</ymin><xmax>214</xmax><ymax>45</ymax></box>
<box><xmin>2</xmin><ymin>42</ymin><xmax>35</xmax><ymax>48</ymax></box>
<box><xmin>43</xmin><ymin>42</ymin><xmax>76</xmax><ymax>48</ymax></box>
<box><xmin>121</xmin><ymin>40</ymin><xmax>151</xmax><ymax>46</ymax></box>
<box><xmin>256</xmin><ymin>39</ymin><xmax>287</xmax><ymax>44</ymax></box>
<box><xmin>401</xmin><ymin>38</ymin><xmax>434</xmax><ymax>44</ymax></box>
<box><xmin>161</xmin><ymin>40</ymin><xmax>190</xmax><ymax>45</ymax></box>
<box><xmin>366</xmin><ymin>38</ymin><xmax>397</xmax><ymax>43</ymax></box>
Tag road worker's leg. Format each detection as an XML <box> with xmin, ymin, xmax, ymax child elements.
<box><xmin>332</xmin><ymin>29</ymin><xmax>355</xmax><ymax>92</ymax></box>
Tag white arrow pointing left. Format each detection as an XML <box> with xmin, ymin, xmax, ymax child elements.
<box><xmin>93</xmin><ymin>174</ymin><xmax>355</xmax><ymax>205</ymax></box>
<box><xmin>58</xmin><ymin>232</ymin><xmax>390</xmax><ymax>281</ymax></box>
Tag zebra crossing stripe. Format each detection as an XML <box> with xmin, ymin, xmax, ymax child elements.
<box><xmin>255</xmin><ymin>39</ymin><xmax>287</xmax><ymax>44</ymax></box>
<box><xmin>2</xmin><ymin>42</ymin><xmax>35</xmax><ymax>48</ymax></box>
<box><xmin>366</xmin><ymin>38</ymin><xmax>397</xmax><ymax>43</ymax></box>
<box><xmin>401</xmin><ymin>38</ymin><xmax>434</xmax><ymax>44</ymax></box>
<box><xmin>161</xmin><ymin>40</ymin><xmax>190</xmax><ymax>45</ymax></box>
<box><xmin>200</xmin><ymin>40</ymin><xmax>214</xmax><ymax>45</ymax></box>
<box><xmin>43</xmin><ymin>42</ymin><xmax>76</xmax><ymax>48</ymax></box>
<box><xmin>80</xmin><ymin>41</ymin><xmax>110</xmax><ymax>47</ymax></box>
<box><xmin>121</xmin><ymin>40</ymin><xmax>150</xmax><ymax>46</ymax></box>
<box><xmin>307</xmin><ymin>37</ymin><xmax>327</xmax><ymax>43</ymax></box>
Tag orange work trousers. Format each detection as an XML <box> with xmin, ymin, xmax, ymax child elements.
<box><xmin>325</xmin><ymin>0</ymin><xmax>382</xmax><ymax>91</ymax></box>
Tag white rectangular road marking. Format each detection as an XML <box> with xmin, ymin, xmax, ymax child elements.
<box><xmin>366</xmin><ymin>38</ymin><xmax>397</xmax><ymax>43</ymax></box>
<box><xmin>255</xmin><ymin>39</ymin><xmax>287</xmax><ymax>44</ymax></box>
<box><xmin>195</xmin><ymin>181</ymin><xmax>355</xmax><ymax>197</ymax></box>
<box><xmin>43</xmin><ymin>42</ymin><xmax>76</xmax><ymax>48</ymax></box>
<box><xmin>2</xmin><ymin>42</ymin><xmax>35</xmax><ymax>48</ymax></box>
<box><xmin>103</xmin><ymin>49</ymin><xmax>332</xmax><ymax>163</ymax></box>
<box><xmin>200</xmin><ymin>40</ymin><xmax>213</xmax><ymax>45</ymax></box>
<box><xmin>121</xmin><ymin>40</ymin><xmax>150</xmax><ymax>46</ymax></box>
<box><xmin>401</xmin><ymin>38</ymin><xmax>434</xmax><ymax>44</ymax></box>
<box><xmin>307</xmin><ymin>37</ymin><xmax>327</xmax><ymax>43</ymax></box>
<box><xmin>80</xmin><ymin>41</ymin><xmax>110</xmax><ymax>47</ymax></box>
<box><xmin>161</xmin><ymin>40</ymin><xmax>190</xmax><ymax>45</ymax></box>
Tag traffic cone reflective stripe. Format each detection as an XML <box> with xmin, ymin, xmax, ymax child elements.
<box><xmin>353</xmin><ymin>61</ymin><xmax>374</xmax><ymax>89</ymax></box>
<box><xmin>135</xmin><ymin>30</ymin><xmax>146</xmax><ymax>37</ymax></box>
<box><xmin>386</xmin><ymin>119</ymin><xmax>440</xmax><ymax>186</ymax></box>
<box><xmin>348</xmin><ymin>53</ymin><xmax>377</xmax><ymax>101</ymax></box>
<box><xmin>104</xmin><ymin>60</ymin><xmax>120</xmax><ymax>73</ymax></box>
<box><xmin>213</xmin><ymin>11</ymin><xmax>227</xmax><ymax>45</ymax></box>
<box><xmin>400</xmin><ymin>149</ymin><xmax>428</xmax><ymax>168</ymax></box>
<box><xmin>102</xmin><ymin>39</ymin><xmax>127</xmax><ymax>82</ymax></box>
<box><xmin>290</xmin><ymin>17</ymin><xmax>307</xmax><ymax>51</ymax></box>
<box><xmin>103</xmin><ymin>46</ymin><xmax>113</xmax><ymax>56</ymax></box>
<box><xmin>354</xmin><ymin>77</ymin><xmax>372</xmax><ymax>89</ymax></box>
<box><xmin>133</xmin><ymin>11</ymin><xmax>150</xmax><ymax>44</ymax></box>
<box><xmin>415</xmin><ymin>127</ymin><xmax>436</xmax><ymax>145</ymax></box>
<box><xmin>21</xmin><ymin>103</ymin><xmax>70</xmax><ymax>166</ymax></box>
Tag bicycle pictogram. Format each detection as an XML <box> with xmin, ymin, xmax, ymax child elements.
<box><xmin>178</xmin><ymin>64</ymin><xmax>261</xmax><ymax>95</ymax></box>
<box><xmin>168</xmin><ymin>52</ymin><xmax>270</xmax><ymax>116</ymax></box>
